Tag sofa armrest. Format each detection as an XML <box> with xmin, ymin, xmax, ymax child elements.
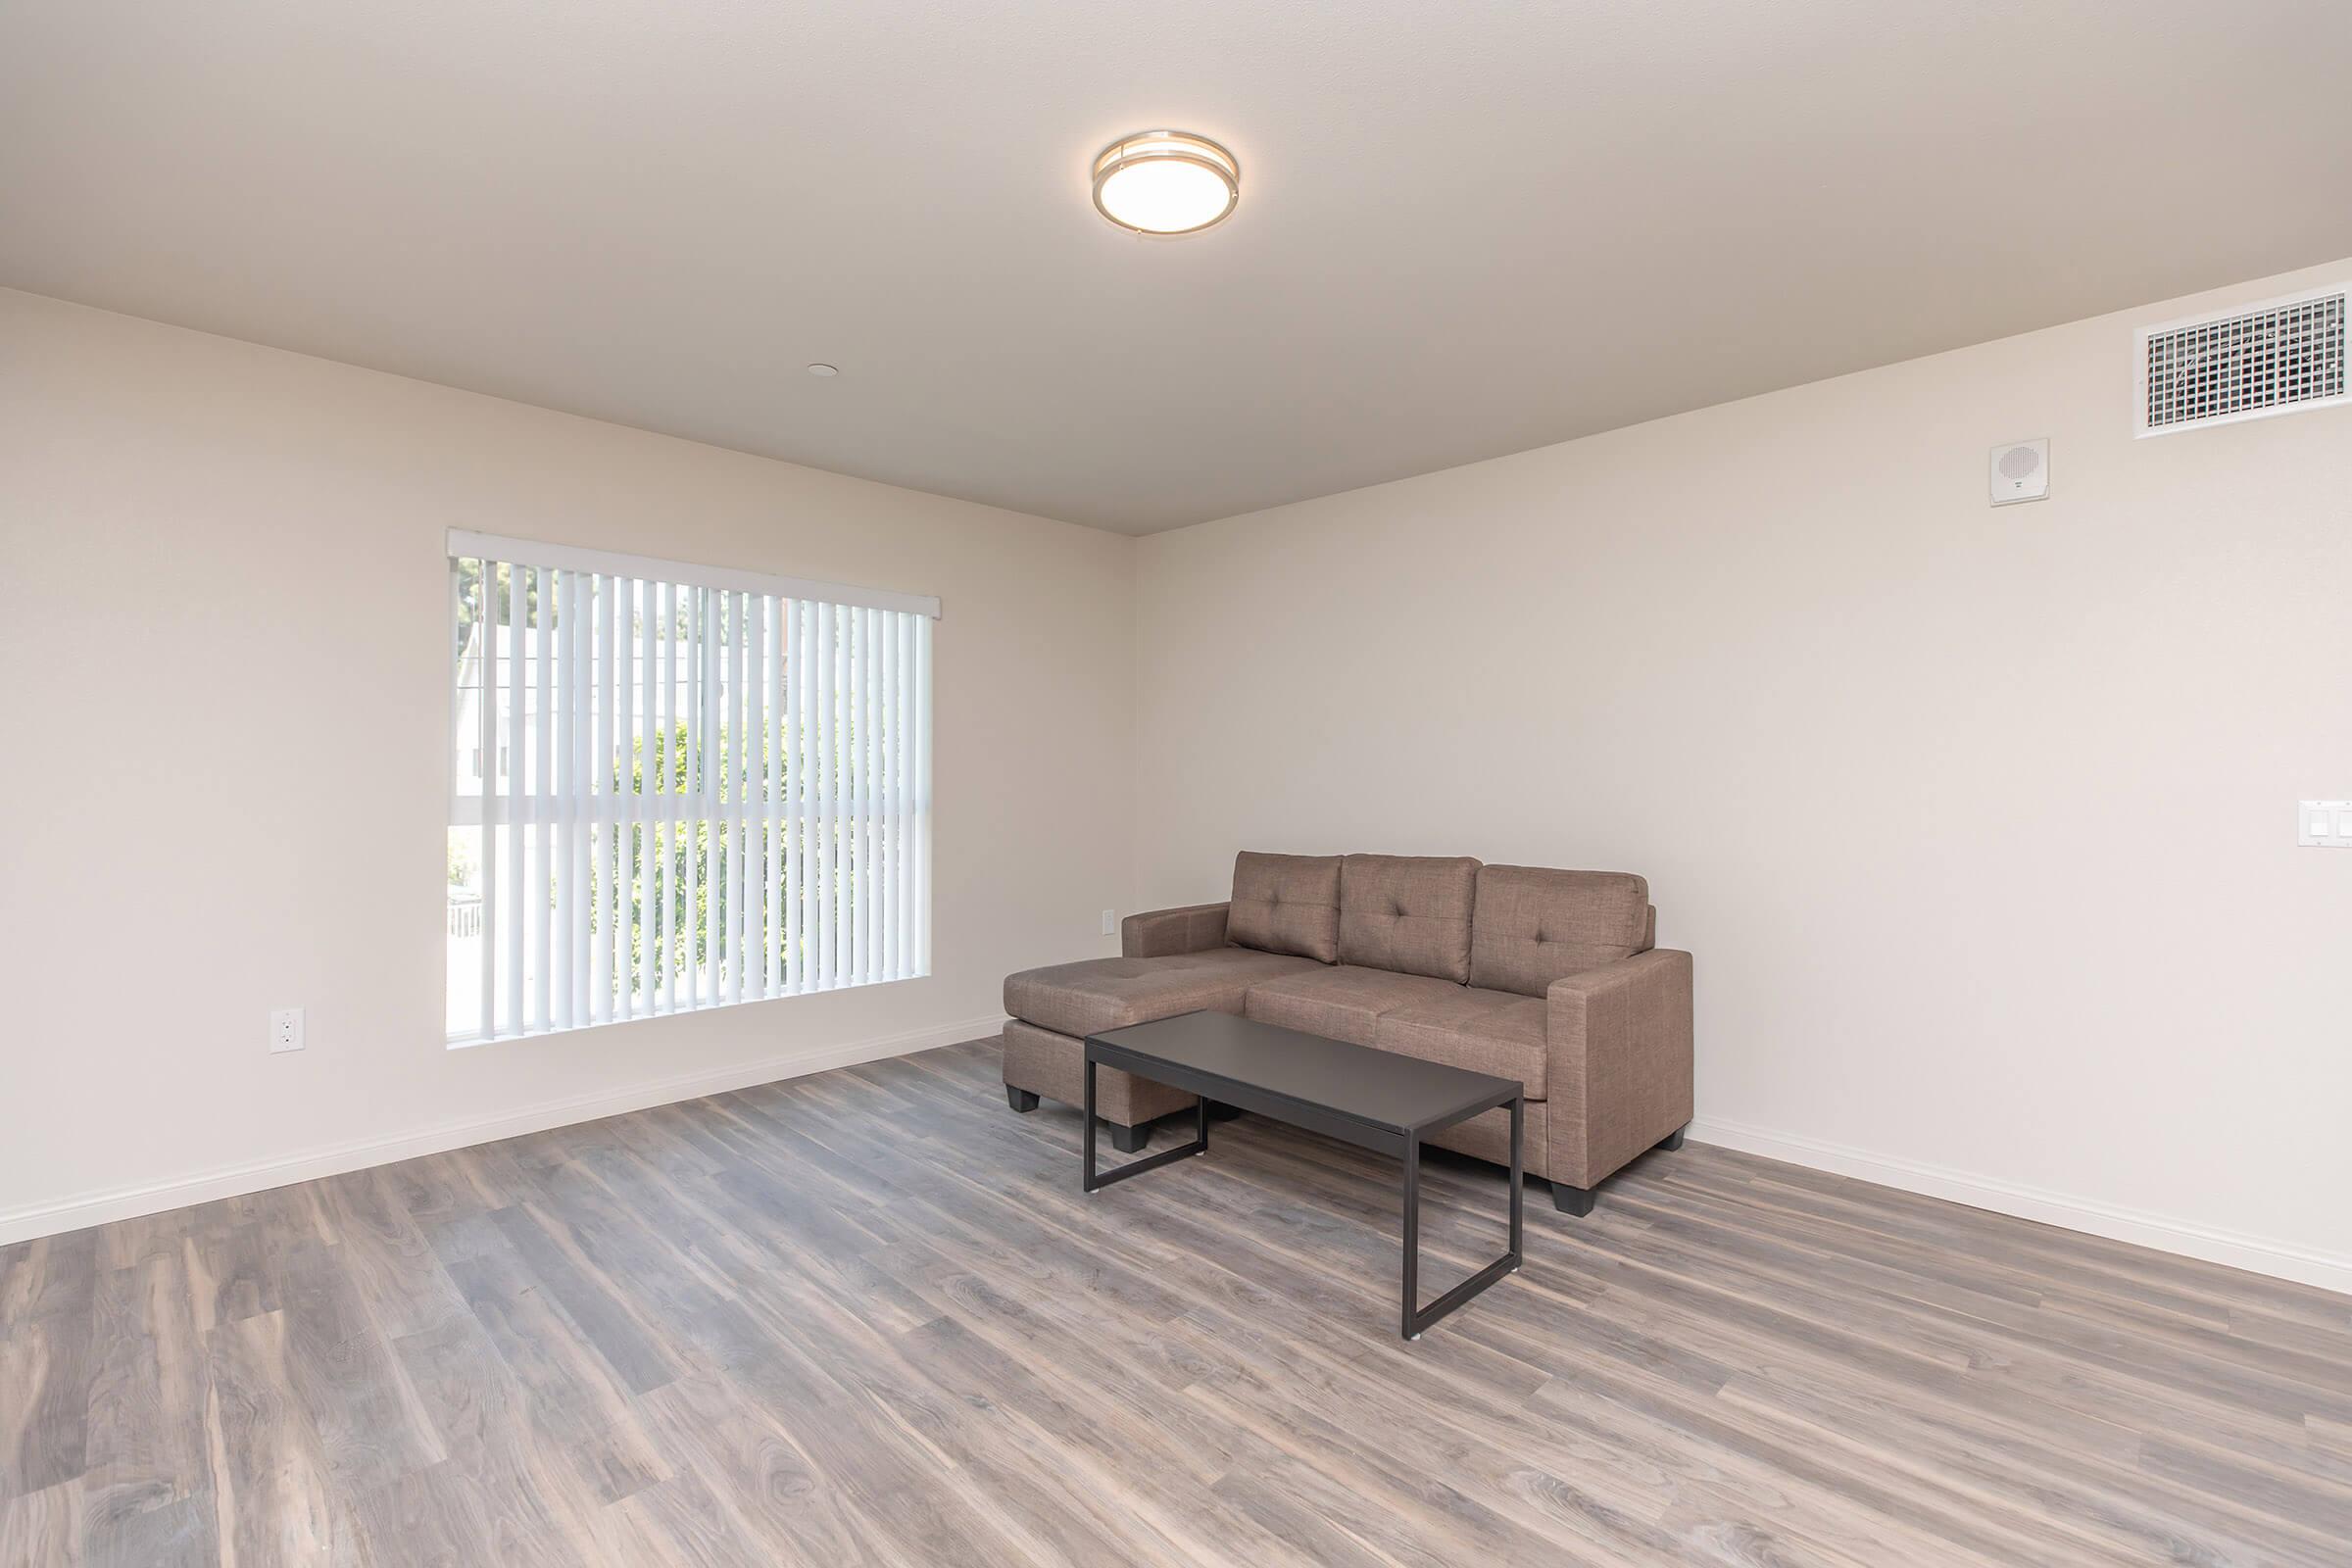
<box><xmin>1545</xmin><ymin>949</ymin><xmax>1693</xmax><ymax>1189</ymax></box>
<box><xmin>1121</xmin><ymin>902</ymin><xmax>1231</xmax><ymax>958</ymax></box>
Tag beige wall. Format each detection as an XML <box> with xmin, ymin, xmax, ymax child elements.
<box><xmin>0</xmin><ymin>288</ymin><xmax>1132</xmax><ymax>1240</ymax></box>
<box><xmin>1135</xmin><ymin>258</ymin><xmax>2352</xmax><ymax>1290</ymax></box>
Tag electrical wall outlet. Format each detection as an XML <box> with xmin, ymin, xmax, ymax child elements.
<box><xmin>1101</xmin><ymin>908</ymin><xmax>1117</xmax><ymax>936</ymax></box>
<box><xmin>270</xmin><ymin>1006</ymin><xmax>306</xmax><ymax>1053</ymax></box>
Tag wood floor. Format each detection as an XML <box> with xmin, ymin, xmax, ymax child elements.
<box><xmin>5</xmin><ymin>1042</ymin><xmax>2350</xmax><ymax>1566</ymax></box>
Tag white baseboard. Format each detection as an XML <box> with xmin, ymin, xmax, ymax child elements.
<box><xmin>0</xmin><ymin>1013</ymin><xmax>1009</xmax><ymax>1248</ymax></box>
<box><xmin>23</xmin><ymin>1039</ymin><xmax>2337</xmax><ymax>1299</ymax></box>
<box><xmin>1687</xmin><ymin>1114</ymin><xmax>2352</xmax><ymax>1298</ymax></box>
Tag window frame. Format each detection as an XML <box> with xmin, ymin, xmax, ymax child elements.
<box><xmin>445</xmin><ymin>530</ymin><xmax>937</xmax><ymax>1047</ymax></box>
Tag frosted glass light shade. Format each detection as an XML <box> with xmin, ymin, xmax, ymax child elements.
<box><xmin>1092</xmin><ymin>130</ymin><xmax>1240</xmax><ymax>235</ymax></box>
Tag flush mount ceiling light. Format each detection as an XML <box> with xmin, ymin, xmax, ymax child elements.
<box><xmin>1092</xmin><ymin>130</ymin><xmax>1240</xmax><ymax>235</ymax></box>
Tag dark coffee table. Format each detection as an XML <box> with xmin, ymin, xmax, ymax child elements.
<box><xmin>1083</xmin><ymin>1009</ymin><xmax>1524</xmax><ymax>1340</ymax></box>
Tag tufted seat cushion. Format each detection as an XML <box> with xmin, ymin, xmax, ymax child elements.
<box><xmin>1469</xmin><ymin>865</ymin><xmax>1651</xmax><ymax>997</ymax></box>
<box><xmin>1227</xmin><ymin>852</ymin><xmax>1343</xmax><ymax>963</ymax></box>
<box><xmin>1004</xmin><ymin>948</ymin><xmax>1321</xmax><ymax>1040</ymax></box>
<box><xmin>1242</xmin><ymin>964</ymin><xmax>1466</xmax><ymax>1048</ymax></box>
<box><xmin>1336</xmin><ymin>854</ymin><xmax>1481</xmax><ymax>983</ymax></box>
<box><xmin>1373</xmin><ymin>987</ymin><xmax>1549</xmax><ymax>1099</ymax></box>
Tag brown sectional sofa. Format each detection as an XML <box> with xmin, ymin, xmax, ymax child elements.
<box><xmin>1002</xmin><ymin>851</ymin><xmax>1694</xmax><ymax>1213</ymax></box>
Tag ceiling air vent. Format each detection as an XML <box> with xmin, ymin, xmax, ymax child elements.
<box><xmin>2137</xmin><ymin>284</ymin><xmax>2347</xmax><ymax>436</ymax></box>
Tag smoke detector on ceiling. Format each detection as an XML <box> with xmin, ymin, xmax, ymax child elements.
<box><xmin>1989</xmin><ymin>438</ymin><xmax>2049</xmax><ymax>506</ymax></box>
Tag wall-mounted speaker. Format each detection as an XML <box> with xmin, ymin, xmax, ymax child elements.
<box><xmin>1989</xmin><ymin>438</ymin><xmax>2050</xmax><ymax>506</ymax></box>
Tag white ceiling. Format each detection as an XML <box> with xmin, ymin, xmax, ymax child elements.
<box><xmin>7</xmin><ymin>2</ymin><xmax>2350</xmax><ymax>534</ymax></box>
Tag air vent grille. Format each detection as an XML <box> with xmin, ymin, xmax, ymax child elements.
<box><xmin>2141</xmin><ymin>288</ymin><xmax>2345</xmax><ymax>433</ymax></box>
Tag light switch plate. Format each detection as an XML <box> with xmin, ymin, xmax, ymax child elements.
<box><xmin>2297</xmin><ymin>801</ymin><xmax>2352</xmax><ymax>848</ymax></box>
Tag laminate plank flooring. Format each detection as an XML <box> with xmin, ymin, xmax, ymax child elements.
<box><xmin>4</xmin><ymin>1039</ymin><xmax>2348</xmax><ymax>1565</ymax></box>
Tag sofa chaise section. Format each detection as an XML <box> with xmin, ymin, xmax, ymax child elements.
<box><xmin>1000</xmin><ymin>942</ymin><xmax>1320</xmax><ymax>1150</ymax></box>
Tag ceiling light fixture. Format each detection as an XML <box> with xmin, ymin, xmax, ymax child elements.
<box><xmin>807</xmin><ymin>363</ymin><xmax>839</xmax><ymax>377</ymax></box>
<box><xmin>1091</xmin><ymin>130</ymin><xmax>1239</xmax><ymax>236</ymax></box>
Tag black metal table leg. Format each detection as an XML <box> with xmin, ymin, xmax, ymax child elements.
<box><xmin>1400</xmin><ymin>1132</ymin><xmax>1420</xmax><ymax>1340</ymax></box>
<box><xmin>1401</xmin><ymin>1094</ymin><xmax>1527</xmax><ymax>1341</ymax></box>
<box><xmin>1081</xmin><ymin>1048</ymin><xmax>1210</xmax><ymax>1194</ymax></box>
<box><xmin>1509</xmin><ymin>1093</ymin><xmax>1524</xmax><ymax>1260</ymax></box>
<box><xmin>1083</xmin><ymin>1053</ymin><xmax>1098</xmax><ymax>1189</ymax></box>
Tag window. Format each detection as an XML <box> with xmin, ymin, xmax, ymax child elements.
<box><xmin>446</xmin><ymin>531</ymin><xmax>934</xmax><ymax>1045</ymax></box>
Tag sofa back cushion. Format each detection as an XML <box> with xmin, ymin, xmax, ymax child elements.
<box><xmin>1469</xmin><ymin>865</ymin><xmax>1650</xmax><ymax>996</ymax></box>
<box><xmin>1337</xmin><ymin>854</ymin><xmax>1481</xmax><ymax>983</ymax></box>
<box><xmin>1227</xmin><ymin>852</ymin><xmax>1342</xmax><ymax>963</ymax></box>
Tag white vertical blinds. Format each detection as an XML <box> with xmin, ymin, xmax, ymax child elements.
<box><xmin>446</xmin><ymin>533</ymin><xmax>935</xmax><ymax>1045</ymax></box>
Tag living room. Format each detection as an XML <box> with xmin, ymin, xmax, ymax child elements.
<box><xmin>4</xmin><ymin>5</ymin><xmax>2349</xmax><ymax>1564</ymax></box>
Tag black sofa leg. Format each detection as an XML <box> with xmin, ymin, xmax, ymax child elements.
<box><xmin>1656</xmin><ymin>1124</ymin><xmax>1687</xmax><ymax>1152</ymax></box>
<box><xmin>1550</xmin><ymin>1181</ymin><xmax>1595</xmax><ymax>1217</ymax></box>
<box><xmin>1005</xmin><ymin>1086</ymin><xmax>1039</xmax><ymax>1113</ymax></box>
<box><xmin>1106</xmin><ymin>1119</ymin><xmax>1152</xmax><ymax>1154</ymax></box>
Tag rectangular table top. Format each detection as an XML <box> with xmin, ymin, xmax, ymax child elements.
<box><xmin>1086</xmin><ymin>1008</ymin><xmax>1522</xmax><ymax>1139</ymax></box>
